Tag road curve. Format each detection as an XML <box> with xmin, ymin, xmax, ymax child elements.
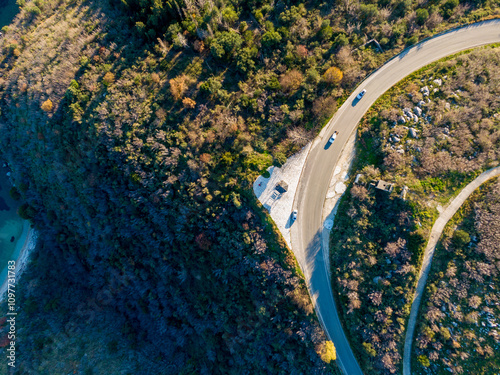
<box><xmin>403</xmin><ymin>166</ymin><xmax>500</xmax><ymax>375</ymax></box>
<box><xmin>290</xmin><ymin>20</ymin><xmax>500</xmax><ymax>375</ymax></box>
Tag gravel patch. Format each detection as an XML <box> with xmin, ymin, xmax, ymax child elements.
<box><xmin>253</xmin><ymin>143</ymin><xmax>312</xmax><ymax>248</ymax></box>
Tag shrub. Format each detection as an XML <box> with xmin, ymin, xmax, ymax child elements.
<box><xmin>273</xmin><ymin>152</ymin><xmax>287</xmax><ymax>167</ymax></box>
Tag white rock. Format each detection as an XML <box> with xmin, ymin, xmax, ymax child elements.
<box><xmin>409</xmin><ymin>128</ymin><xmax>418</xmax><ymax>138</ymax></box>
<box><xmin>414</xmin><ymin>106</ymin><xmax>422</xmax><ymax>116</ymax></box>
<box><xmin>335</xmin><ymin>182</ymin><xmax>346</xmax><ymax>194</ymax></box>
<box><xmin>433</xmin><ymin>78</ymin><xmax>442</xmax><ymax>86</ymax></box>
<box><xmin>420</xmin><ymin>86</ymin><xmax>430</xmax><ymax>96</ymax></box>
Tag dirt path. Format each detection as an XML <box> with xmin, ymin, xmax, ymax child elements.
<box><xmin>403</xmin><ymin>166</ymin><xmax>500</xmax><ymax>375</ymax></box>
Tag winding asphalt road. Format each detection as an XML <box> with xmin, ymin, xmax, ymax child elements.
<box><xmin>403</xmin><ymin>166</ymin><xmax>500</xmax><ymax>375</ymax></box>
<box><xmin>290</xmin><ymin>20</ymin><xmax>500</xmax><ymax>375</ymax></box>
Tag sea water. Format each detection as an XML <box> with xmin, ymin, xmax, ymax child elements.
<box><xmin>0</xmin><ymin>0</ymin><xmax>19</xmax><ymax>29</ymax></box>
<box><xmin>0</xmin><ymin>165</ymin><xmax>25</xmax><ymax>286</ymax></box>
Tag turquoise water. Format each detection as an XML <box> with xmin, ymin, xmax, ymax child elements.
<box><xmin>0</xmin><ymin>0</ymin><xmax>19</xmax><ymax>29</ymax></box>
<box><xmin>0</xmin><ymin>166</ymin><xmax>24</xmax><ymax>284</ymax></box>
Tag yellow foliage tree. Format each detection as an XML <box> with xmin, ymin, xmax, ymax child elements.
<box><xmin>41</xmin><ymin>99</ymin><xmax>53</xmax><ymax>112</ymax></box>
<box><xmin>170</xmin><ymin>75</ymin><xmax>189</xmax><ymax>101</ymax></box>
<box><xmin>323</xmin><ymin>67</ymin><xmax>343</xmax><ymax>85</ymax></box>
<box><xmin>318</xmin><ymin>340</ymin><xmax>336</xmax><ymax>363</ymax></box>
<box><xmin>102</xmin><ymin>72</ymin><xmax>115</xmax><ymax>86</ymax></box>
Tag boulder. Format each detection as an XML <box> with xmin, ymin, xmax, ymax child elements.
<box><xmin>398</xmin><ymin>116</ymin><xmax>406</xmax><ymax>124</ymax></box>
<box><xmin>420</xmin><ymin>86</ymin><xmax>430</xmax><ymax>96</ymax></box>
<box><xmin>414</xmin><ymin>106</ymin><xmax>422</xmax><ymax>116</ymax></box>
<box><xmin>433</xmin><ymin>78</ymin><xmax>443</xmax><ymax>86</ymax></box>
<box><xmin>409</xmin><ymin>128</ymin><xmax>418</xmax><ymax>138</ymax></box>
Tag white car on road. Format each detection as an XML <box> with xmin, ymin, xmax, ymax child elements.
<box><xmin>292</xmin><ymin>210</ymin><xmax>298</xmax><ymax>221</ymax></box>
<box><xmin>328</xmin><ymin>131</ymin><xmax>338</xmax><ymax>143</ymax></box>
<box><xmin>356</xmin><ymin>89</ymin><xmax>367</xmax><ymax>100</ymax></box>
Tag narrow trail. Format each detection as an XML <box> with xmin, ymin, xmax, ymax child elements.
<box><xmin>403</xmin><ymin>166</ymin><xmax>500</xmax><ymax>375</ymax></box>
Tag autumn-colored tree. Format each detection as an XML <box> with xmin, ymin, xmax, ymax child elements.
<box><xmin>296</xmin><ymin>45</ymin><xmax>308</xmax><ymax>58</ymax></box>
<box><xmin>279</xmin><ymin>69</ymin><xmax>303</xmax><ymax>94</ymax></box>
<box><xmin>102</xmin><ymin>72</ymin><xmax>115</xmax><ymax>86</ymax></box>
<box><xmin>323</xmin><ymin>66</ymin><xmax>343</xmax><ymax>85</ymax></box>
<box><xmin>151</xmin><ymin>72</ymin><xmax>160</xmax><ymax>83</ymax></box>
<box><xmin>41</xmin><ymin>99</ymin><xmax>53</xmax><ymax>112</ymax></box>
<box><xmin>318</xmin><ymin>340</ymin><xmax>336</xmax><ymax>363</ymax></box>
<box><xmin>182</xmin><ymin>97</ymin><xmax>196</xmax><ymax>108</ymax></box>
<box><xmin>312</xmin><ymin>95</ymin><xmax>336</xmax><ymax>120</ymax></box>
<box><xmin>193</xmin><ymin>40</ymin><xmax>204</xmax><ymax>53</ymax></box>
<box><xmin>170</xmin><ymin>75</ymin><xmax>189</xmax><ymax>101</ymax></box>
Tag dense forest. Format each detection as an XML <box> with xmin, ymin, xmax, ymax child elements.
<box><xmin>0</xmin><ymin>0</ymin><xmax>498</xmax><ymax>373</ymax></box>
<box><xmin>331</xmin><ymin>46</ymin><xmax>500</xmax><ymax>374</ymax></box>
<box><xmin>413</xmin><ymin>178</ymin><xmax>500</xmax><ymax>374</ymax></box>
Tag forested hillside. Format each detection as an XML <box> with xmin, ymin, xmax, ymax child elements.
<box><xmin>0</xmin><ymin>0</ymin><xmax>498</xmax><ymax>373</ymax></box>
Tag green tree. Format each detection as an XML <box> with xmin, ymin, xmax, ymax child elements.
<box><xmin>210</xmin><ymin>31</ymin><xmax>243</xmax><ymax>59</ymax></box>
<box><xmin>441</xmin><ymin>0</ymin><xmax>459</xmax><ymax>18</ymax></box>
<box><xmin>416</xmin><ymin>8</ymin><xmax>429</xmax><ymax>26</ymax></box>
<box><xmin>261</xmin><ymin>30</ymin><xmax>282</xmax><ymax>48</ymax></box>
<box><xmin>452</xmin><ymin>229</ymin><xmax>470</xmax><ymax>247</ymax></box>
<box><xmin>319</xmin><ymin>20</ymin><xmax>333</xmax><ymax>40</ymax></box>
<box><xmin>362</xmin><ymin>342</ymin><xmax>377</xmax><ymax>357</ymax></box>
<box><xmin>235</xmin><ymin>47</ymin><xmax>258</xmax><ymax>73</ymax></box>
<box><xmin>417</xmin><ymin>355</ymin><xmax>430</xmax><ymax>367</ymax></box>
<box><xmin>18</xmin><ymin>203</ymin><xmax>36</xmax><ymax>220</ymax></box>
<box><xmin>359</xmin><ymin>4</ymin><xmax>379</xmax><ymax>25</ymax></box>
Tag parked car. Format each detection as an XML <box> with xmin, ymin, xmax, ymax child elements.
<box><xmin>356</xmin><ymin>89</ymin><xmax>367</xmax><ymax>100</ymax></box>
<box><xmin>328</xmin><ymin>131</ymin><xmax>338</xmax><ymax>144</ymax></box>
<box><xmin>292</xmin><ymin>210</ymin><xmax>298</xmax><ymax>221</ymax></box>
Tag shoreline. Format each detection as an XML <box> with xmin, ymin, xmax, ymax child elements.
<box><xmin>0</xmin><ymin>221</ymin><xmax>37</xmax><ymax>300</ymax></box>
